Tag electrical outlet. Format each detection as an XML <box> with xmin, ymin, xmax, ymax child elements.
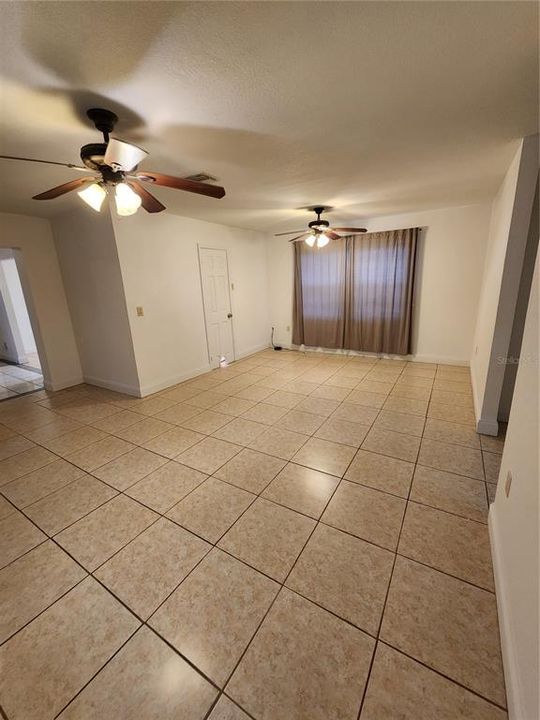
<box><xmin>286</xmin><ymin>325</ymin><xmax>290</xmax><ymax>332</ymax></box>
<box><xmin>136</xmin><ymin>306</ymin><xmax>144</xmax><ymax>317</ymax></box>
<box><xmin>505</xmin><ymin>470</ymin><xmax>512</xmax><ymax>497</ymax></box>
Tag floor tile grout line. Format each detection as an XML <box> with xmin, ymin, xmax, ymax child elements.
<box><xmin>1</xmin><ymin>352</ymin><xmax>503</xmax><ymax>720</ymax></box>
<box><xmin>0</xmin><ymin>569</ymin><xmax>89</xmax><ymax>649</ymax></box>
<box><xmin>0</xmin><ymin>377</ymin><xmax>476</xmax><ymax>464</ymax></box>
<box><xmin>376</xmin><ymin>639</ymin><xmax>509</xmax><ymax>712</ymax></box>
<box><xmin>205</xmin><ymin>439</ymin><xmax>354</xmax><ymax>716</ymax></box>
<box><xmin>204</xmin><ymin>692</ymin><xmax>258</xmax><ymax>720</ymax></box>
<box><xmin>2</xmin><ymin>446</ymin><xmax>494</xmax><ymax>636</ymax></box>
<box><xmin>0</xmin><ymin>365</ymin><xmax>491</xmax><ymax>536</ymax></box>
<box><xmin>139</xmin><ymin>484</ymin><xmax>266</xmax><ymax>623</ymax></box>
<box><xmin>356</xmin><ymin>361</ymin><xmax>431</xmax><ymax>720</ymax></box>
<box><xmin>248</xmin><ymin>368</ymin><xmax>414</xmax><ymax>720</ymax></box>
<box><xmin>2</xmin><ymin>430</ymin><xmax>286</xmax><ymax>651</ymax></box>
<box><xmin>52</xmin><ymin>623</ymin><xmax>143</xmax><ymax>719</ymax></box>
<box><xmin>4</xmin><ymin>501</ymin><xmax>226</xmax><ymax>718</ymax></box>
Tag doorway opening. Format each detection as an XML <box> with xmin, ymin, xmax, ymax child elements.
<box><xmin>0</xmin><ymin>249</ymin><xmax>44</xmax><ymax>399</ymax></box>
<box><xmin>198</xmin><ymin>247</ymin><xmax>235</xmax><ymax>369</ymax></box>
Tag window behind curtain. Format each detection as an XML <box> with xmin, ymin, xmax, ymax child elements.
<box><xmin>293</xmin><ymin>228</ymin><xmax>418</xmax><ymax>355</ymax></box>
<box><xmin>293</xmin><ymin>238</ymin><xmax>347</xmax><ymax>348</ymax></box>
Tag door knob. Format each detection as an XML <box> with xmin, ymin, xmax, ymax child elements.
<box><xmin>227</xmin><ymin>313</ymin><xmax>233</xmax><ymax>318</ymax></box>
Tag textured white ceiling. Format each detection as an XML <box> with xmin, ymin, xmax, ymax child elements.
<box><xmin>0</xmin><ymin>1</ymin><xmax>537</xmax><ymax>232</ymax></box>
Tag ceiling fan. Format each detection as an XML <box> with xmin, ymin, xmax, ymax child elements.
<box><xmin>275</xmin><ymin>206</ymin><xmax>367</xmax><ymax>247</ymax></box>
<box><xmin>0</xmin><ymin>108</ymin><xmax>225</xmax><ymax>216</ymax></box>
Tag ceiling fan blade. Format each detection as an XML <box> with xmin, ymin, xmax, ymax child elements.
<box><xmin>326</xmin><ymin>231</ymin><xmax>341</xmax><ymax>240</ymax></box>
<box><xmin>135</xmin><ymin>171</ymin><xmax>225</xmax><ymax>199</ymax></box>
<box><xmin>128</xmin><ymin>181</ymin><xmax>166</xmax><ymax>213</ymax></box>
<box><xmin>104</xmin><ymin>138</ymin><xmax>148</xmax><ymax>172</ymax></box>
<box><xmin>0</xmin><ymin>155</ymin><xmax>91</xmax><ymax>172</ymax></box>
<box><xmin>288</xmin><ymin>234</ymin><xmax>310</xmax><ymax>243</ymax></box>
<box><xmin>331</xmin><ymin>227</ymin><xmax>368</xmax><ymax>233</ymax></box>
<box><xmin>275</xmin><ymin>230</ymin><xmax>305</xmax><ymax>236</ymax></box>
<box><xmin>32</xmin><ymin>177</ymin><xmax>97</xmax><ymax>200</ymax></box>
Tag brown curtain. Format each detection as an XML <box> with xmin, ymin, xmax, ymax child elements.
<box><xmin>292</xmin><ymin>238</ymin><xmax>347</xmax><ymax>348</ymax></box>
<box><xmin>293</xmin><ymin>228</ymin><xmax>418</xmax><ymax>355</ymax></box>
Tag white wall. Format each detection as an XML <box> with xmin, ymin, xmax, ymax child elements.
<box><xmin>0</xmin><ymin>253</ymin><xmax>27</xmax><ymax>363</ymax></box>
<box><xmin>489</xmin><ymin>255</ymin><xmax>538</xmax><ymax>720</ymax></box>
<box><xmin>0</xmin><ymin>285</ymin><xmax>25</xmax><ymax>363</ymax></box>
<box><xmin>111</xmin><ymin>211</ymin><xmax>270</xmax><ymax>395</ymax></box>
<box><xmin>0</xmin><ymin>213</ymin><xmax>82</xmax><ymax>389</ymax></box>
<box><xmin>471</xmin><ymin>136</ymin><xmax>538</xmax><ymax>434</ymax></box>
<box><xmin>53</xmin><ymin>208</ymin><xmax>140</xmax><ymax>395</ymax></box>
<box><xmin>268</xmin><ymin>203</ymin><xmax>491</xmax><ymax>364</ymax></box>
<box><xmin>1</xmin><ymin>256</ymin><xmax>37</xmax><ymax>354</ymax></box>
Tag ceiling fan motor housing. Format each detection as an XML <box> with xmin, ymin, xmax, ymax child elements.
<box><xmin>309</xmin><ymin>205</ymin><xmax>331</xmax><ymax>230</ymax></box>
<box><xmin>80</xmin><ymin>143</ymin><xmax>108</xmax><ymax>170</ymax></box>
<box><xmin>308</xmin><ymin>219</ymin><xmax>329</xmax><ymax>229</ymax></box>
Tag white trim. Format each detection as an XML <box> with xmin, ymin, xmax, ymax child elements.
<box><xmin>82</xmin><ymin>345</ymin><xmax>272</xmax><ymax>398</ymax></box>
<box><xmin>471</xmin><ymin>360</ymin><xmax>481</xmax><ymax>424</ymax></box>
<box><xmin>136</xmin><ymin>343</ymin><xmax>270</xmax><ymax>397</ymax></box>
<box><xmin>44</xmin><ymin>375</ymin><xmax>84</xmax><ymax>392</ymax></box>
<box><xmin>476</xmin><ymin>417</ymin><xmax>499</xmax><ymax>436</ymax></box>
<box><xmin>235</xmin><ymin>342</ymin><xmax>270</xmax><ymax>360</ymax></box>
<box><xmin>279</xmin><ymin>343</ymin><xmax>470</xmax><ymax>366</ymax></box>
<box><xmin>138</xmin><ymin>363</ymin><xmax>212</xmax><ymax>397</ymax></box>
<box><xmin>82</xmin><ymin>374</ymin><xmax>141</xmax><ymax>397</ymax></box>
<box><xmin>489</xmin><ymin>506</ymin><xmax>523</xmax><ymax>720</ymax></box>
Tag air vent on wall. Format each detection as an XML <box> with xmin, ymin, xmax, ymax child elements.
<box><xmin>184</xmin><ymin>172</ymin><xmax>218</xmax><ymax>183</ymax></box>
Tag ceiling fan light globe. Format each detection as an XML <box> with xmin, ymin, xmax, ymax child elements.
<box><xmin>104</xmin><ymin>138</ymin><xmax>148</xmax><ymax>172</ymax></box>
<box><xmin>115</xmin><ymin>182</ymin><xmax>142</xmax><ymax>216</ymax></box>
<box><xmin>305</xmin><ymin>235</ymin><xmax>316</xmax><ymax>247</ymax></box>
<box><xmin>317</xmin><ymin>233</ymin><xmax>330</xmax><ymax>248</ymax></box>
<box><xmin>78</xmin><ymin>183</ymin><xmax>106</xmax><ymax>212</ymax></box>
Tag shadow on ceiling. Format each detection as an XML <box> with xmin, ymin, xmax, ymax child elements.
<box><xmin>18</xmin><ymin>1</ymin><xmax>179</xmax><ymax>85</ymax></box>
<box><xmin>37</xmin><ymin>88</ymin><xmax>146</xmax><ymax>134</ymax></box>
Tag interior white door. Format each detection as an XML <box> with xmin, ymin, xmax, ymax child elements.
<box><xmin>198</xmin><ymin>247</ymin><xmax>235</xmax><ymax>368</ymax></box>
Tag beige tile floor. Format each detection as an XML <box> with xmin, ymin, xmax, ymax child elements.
<box><xmin>0</xmin><ymin>361</ymin><xmax>44</xmax><ymax>399</ymax></box>
<box><xmin>0</xmin><ymin>349</ymin><xmax>507</xmax><ymax>719</ymax></box>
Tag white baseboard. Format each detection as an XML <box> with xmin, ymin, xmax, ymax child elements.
<box><xmin>477</xmin><ymin>417</ymin><xmax>499</xmax><ymax>436</ymax></box>
<box><xmin>409</xmin><ymin>354</ymin><xmax>469</xmax><ymax>366</ymax></box>
<box><xmin>0</xmin><ymin>353</ymin><xmax>28</xmax><ymax>365</ymax></box>
<box><xmin>138</xmin><ymin>364</ymin><xmax>212</xmax><ymax>397</ymax></box>
<box><xmin>280</xmin><ymin>344</ymin><xmax>469</xmax><ymax>366</ymax></box>
<box><xmin>488</xmin><ymin>507</ymin><xmax>522</xmax><ymax>720</ymax></box>
<box><xmin>470</xmin><ymin>368</ymin><xmax>499</xmax><ymax>436</ymax></box>
<box><xmin>138</xmin><ymin>344</ymin><xmax>271</xmax><ymax>397</ymax></box>
<box><xmin>44</xmin><ymin>375</ymin><xmax>84</xmax><ymax>392</ymax></box>
<box><xmin>83</xmin><ymin>375</ymin><xmax>141</xmax><ymax>397</ymax></box>
<box><xmin>235</xmin><ymin>342</ymin><xmax>270</xmax><ymax>359</ymax></box>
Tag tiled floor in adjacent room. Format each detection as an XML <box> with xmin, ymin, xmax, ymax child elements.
<box><xmin>0</xmin><ymin>360</ymin><xmax>44</xmax><ymax>399</ymax></box>
<box><xmin>0</xmin><ymin>349</ymin><xmax>507</xmax><ymax>719</ymax></box>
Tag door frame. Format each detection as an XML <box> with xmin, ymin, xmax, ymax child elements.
<box><xmin>0</xmin><ymin>247</ymin><xmax>48</xmax><ymax>385</ymax></box>
<box><xmin>197</xmin><ymin>245</ymin><xmax>236</xmax><ymax>368</ymax></box>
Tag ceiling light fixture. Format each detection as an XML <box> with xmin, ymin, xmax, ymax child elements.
<box><xmin>115</xmin><ymin>182</ymin><xmax>142</xmax><ymax>216</ymax></box>
<box><xmin>77</xmin><ymin>183</ymin><xmax>106</xmax><ymax>212</ymax></box>
<box><xmin>2</xmin><ymin>108</ymin><xmax>225</xmax><ymax>215</ymax></box>
<box><xmin>277</xmin><ymin>207</ymin><xmax>366</xmax><ymax>247</ymax></box>
<box><xmin>316</xmin><ymin>233</ymin><xmax>329</xmax><ymax>248</ymax></box>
